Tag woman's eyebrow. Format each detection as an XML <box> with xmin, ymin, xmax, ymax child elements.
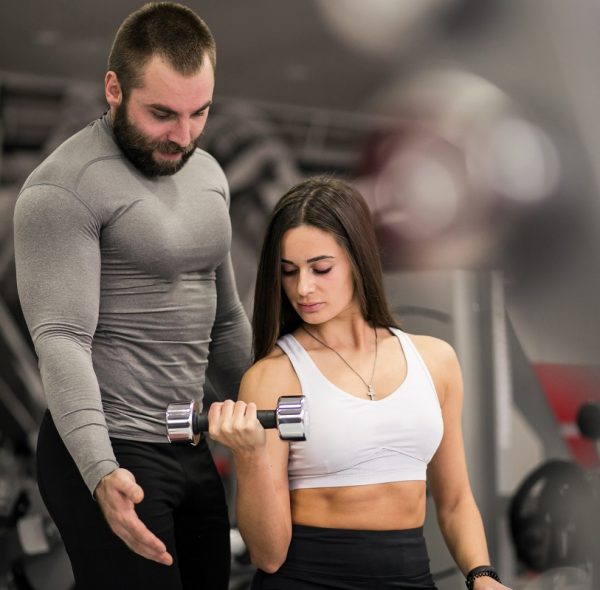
<box><xmin>281</xmin><ymin>255</ymin><xmax>335</xmax><ymax>264</ymax></box>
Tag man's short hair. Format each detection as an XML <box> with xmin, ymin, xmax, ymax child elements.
<box><xmin>108</xmin><ymin>2</ymin><xmax>216</xmax><ymax>94</ymax></box>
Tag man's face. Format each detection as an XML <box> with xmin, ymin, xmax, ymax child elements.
<box><xmin>109</xmin><ymin>54</ymin><xmax>214</xmax><ymax>178</ymax></box>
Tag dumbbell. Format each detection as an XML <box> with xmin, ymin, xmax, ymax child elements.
<box><xmin>165</xmin><ymin>395</ymin><xmax>308</xmax><ymax>444</ymax></box>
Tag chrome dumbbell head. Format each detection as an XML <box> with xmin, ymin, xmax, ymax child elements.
<box><xmin>276</xmin><ymin>395</ymin><xmax>309</xmax><ymax>441</ymax></box>
<box><xmin>165</xmin><ymin>400</ymin><xmax>201</xmax><ymax>445</ymax></box>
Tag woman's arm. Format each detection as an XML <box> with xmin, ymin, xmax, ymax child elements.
<box><xmin>208</xmin><ymin>355</ymin><xmax>296</xmax><ymax>573</ymax></box>
<box><xmin>424</xmin><ymin>337</ymin><xmax>511</xmax><ymax>589</ymax></box>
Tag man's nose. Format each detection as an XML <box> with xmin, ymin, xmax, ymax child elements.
<box><xmin>168</xmin><ymin>119</ymin><xmax>192</xmax><ymax>148</ymax></box>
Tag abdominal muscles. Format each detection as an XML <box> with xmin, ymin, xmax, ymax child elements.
<box><xmin>290</xmin><ymin>480</ymin><xmax>427</xmax><ymax>530</ymax></box>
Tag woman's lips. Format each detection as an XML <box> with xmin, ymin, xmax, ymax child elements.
<box><xmin>298</xmin><ymin>302</ymin><xmax>322</xmax><ymax>313</ymax></box>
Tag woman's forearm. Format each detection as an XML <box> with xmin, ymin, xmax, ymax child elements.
<box><xmin>436</xmin><ymin>497</ymin><xmax>491</xmax><ymax>575</ymax></box>
<box><xmin>234</xmin><ymin>449</ymin><xmax>292</xmax><ymax>573</ymax></box>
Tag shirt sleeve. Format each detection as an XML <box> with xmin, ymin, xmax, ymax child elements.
<box><xmin>14</xmin><ymin>184</ymin><xmax>118</xmax><ymax>496</ymax></box>
<box><xmin>205</xmin><ymin>252</ymin><xmax>252</xmax><ymax>403</ymax></box>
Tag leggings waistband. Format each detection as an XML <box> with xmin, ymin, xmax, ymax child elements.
<box><xmin>292</xmin><ymin>523</ymin><xmax>425</xmax><ymax>539</ymax></box>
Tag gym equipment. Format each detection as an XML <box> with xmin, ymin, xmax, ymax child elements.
<box><xmin>520</xmin><ymin>567</ymin><xmax>592</xmax><ymax>590</ymax></box>
<box><xmin>165</xmin><ymin>395</ymin><xmax>308</xmax><ymax>444</ymax></box>
<box><xmin>510</xmin><ymin>401</ymin><xmax>600</xmax><ymax>575</ymax></box>
<box><xmin>576</xmin><ymin>402</ymin><xmax>600</xmax><ymax>441</ymax></box>
<box><xmin>509</xmin><ymin>459</ymin><xmax>595</xmax><ymax>572</ymax></box>
<box><xmin>0</xmin><ymin>446</ymin><xmax>74</xmax><ymax>589</ymax></box>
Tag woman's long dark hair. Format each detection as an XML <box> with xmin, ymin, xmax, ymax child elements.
<box><xmin>252</xmin><ymin>176</ymin><xmax>399</xmax><ymax>361</ymax></box>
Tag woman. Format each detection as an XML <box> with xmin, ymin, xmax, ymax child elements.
<box><xmin>208</xmin><ymin>177</ymin><xmax>510</xmax><ymax>589</ymax></box>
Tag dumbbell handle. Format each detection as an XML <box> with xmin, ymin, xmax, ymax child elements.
<box><xmin>193</xmin><ymin>410</ymin><xmax>277</xmax><ymax>432</ymax></box>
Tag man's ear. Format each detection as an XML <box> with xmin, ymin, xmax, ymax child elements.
<box><xmin>105</xmin><ymin>71</ymin><xmax>123</xmax><ymax>109</ymax></box>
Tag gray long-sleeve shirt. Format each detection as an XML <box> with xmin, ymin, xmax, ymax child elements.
<box><xmin>14</xmin><ymin>114</ymin><xmax>252</xmax><ymax>494</ymax></box>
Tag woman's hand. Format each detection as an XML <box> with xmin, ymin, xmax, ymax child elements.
<box><xmin>208</xmin><ymin>399</ymin><xmax>267</xmax><ymax>455</ymax></box>
<box><xmin>473</xmin><ymin>577</ymin><xmax>512</xmax><ymax>590</ymax></box>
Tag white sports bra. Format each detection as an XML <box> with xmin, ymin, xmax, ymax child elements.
<box><xmin>277</xmin><ymin>328</ymin><xmax>444</xmax><ymax>490</ymax></box>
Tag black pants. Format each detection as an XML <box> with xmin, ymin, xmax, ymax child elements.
<box><xmin>36</xmin><ymin>411</ymin><xmax>230</xmax><ymax>590</ymax></box>
<box><xmin>252</xmin><ymin>524</ymin><xmax>438</xmax><ymax>590</ymax></box>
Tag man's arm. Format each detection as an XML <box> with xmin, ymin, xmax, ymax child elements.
<box><xmin>14</xmin><ymin>185</ymin><xmax>172</xmax><ymax>565</ymax></box>
<box><xmin>205</xmin><ymin>253</ymin><xmax>252</xmax><ymax>402</ymax></box>
<box><xmin>14</xmin><ymin>184</ymin><xmax>116</xmax><ymax>492</ymax></box>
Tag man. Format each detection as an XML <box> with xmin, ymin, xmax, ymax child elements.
<box><xmin>13</xmin><ymin>4</ymin><xmax>251</xmax><ymax>589</ymax></box>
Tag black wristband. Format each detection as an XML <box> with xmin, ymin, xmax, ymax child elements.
<box><xmin>465</xmin><ymin>565</ymin><xmax>501</xmax><ymax>590</ymax></box>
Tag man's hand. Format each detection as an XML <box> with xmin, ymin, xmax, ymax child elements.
<box><xmin>95</xmin><ymin>468</ymin><xmax>173</xmax><ymax>566</ymax></box>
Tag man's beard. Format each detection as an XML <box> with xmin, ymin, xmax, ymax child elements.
<box><xmin>112</xmin><ymin>103</ymin><xmax>197</xmax><ymax>178</ymax></box>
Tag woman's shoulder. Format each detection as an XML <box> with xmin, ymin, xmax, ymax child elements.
<box><xmin>239</xmin><ymin>345</ymin><xmax>301</xmax><ymax>407</ymax></box>
<box><xmin>399</xmin><ymin>330</ymin><xmax>461</xmax><ymax>402</ymax></box>
<box><xmin>403</xmin><ymin>331</ymin><xmax>457</xmax><ymax>363</ymax></box>
<box><xmin>252</xmin><ymin>344</ymin><xmax>293</xmax><ymax>374</ymax></box>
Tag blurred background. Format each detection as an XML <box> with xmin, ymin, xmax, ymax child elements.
<box><xmin>1</xmin><ymin>1</ymin><xmax>600</xmax><ymax>588</ymax></box>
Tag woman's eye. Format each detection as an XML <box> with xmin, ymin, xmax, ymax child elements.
<box><xmin>313</xmin><ymin>268</ymin><xmax>332</xmax><ymax>275</ymax></box>
<box><xmin>281</xmin><ymin>268</ymin><xmax>297</xmax><ymax>276</ymax></box>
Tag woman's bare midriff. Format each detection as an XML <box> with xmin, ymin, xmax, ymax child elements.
<box><xmin>290</xmin><ymin>480</ymin><xmax>427</xmax><ymax>530</ymax></box>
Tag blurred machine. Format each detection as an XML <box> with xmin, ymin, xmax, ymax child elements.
<box><xmin>509</xmin><ymin>403</ymin><xmax>600</xmax><ymax>584</ymax></box>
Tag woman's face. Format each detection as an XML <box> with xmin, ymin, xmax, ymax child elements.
<box><xmin>280</xmin><ymin>224</ymin><xmax>358</xmax><ymax>324</ymax></box>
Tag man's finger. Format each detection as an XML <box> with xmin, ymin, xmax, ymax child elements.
<box><xmin>116</xmin><ymin>514</ymin><xmax>173</xmax><ymax>565</ymax></box>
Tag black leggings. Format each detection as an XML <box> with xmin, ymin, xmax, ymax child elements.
<box><xmin>252</xmin><ymin>524</ymin><xmax>438</xmax><ymax>590</ymax></box>
<box><xmin>36</xmin><ymin>411</ymin><xmax>230</xmax><ymax>590</ymax></box>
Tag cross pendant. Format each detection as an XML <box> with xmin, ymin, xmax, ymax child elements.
<box><xmin>367</xmin><ymin>385</ymin><xmax>376</xmax><ymax>400</ymax></box>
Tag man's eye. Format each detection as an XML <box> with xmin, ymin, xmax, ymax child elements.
<box><xmin>152</xmin><ymin>111</ymin><xmax>171</xmax><ymax>120</ymax></box>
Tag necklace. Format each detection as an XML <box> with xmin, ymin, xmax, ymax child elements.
<box><xmin>301</xmin><ymin>325</ymin><xmax>378</xmax><ymax>400</ymax></box>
